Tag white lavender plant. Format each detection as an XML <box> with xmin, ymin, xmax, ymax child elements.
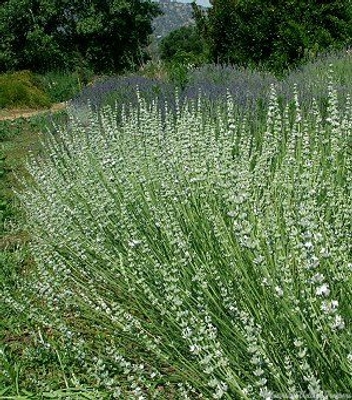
<box><xmin>13</xmin><ymin>83</ymin><xmax>352</xmax><ymax>398</ymax></box>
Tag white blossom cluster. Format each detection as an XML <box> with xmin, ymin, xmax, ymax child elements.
<box><xmin>11</xmin><ymin>82</ymin><xmax>352</xmax><ymax>398</ymax></box>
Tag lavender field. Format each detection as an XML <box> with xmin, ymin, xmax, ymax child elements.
<box><xmin>1</xmin><ymin>54</ymin><xmax>352</xmax><ymax>399</ymax></box>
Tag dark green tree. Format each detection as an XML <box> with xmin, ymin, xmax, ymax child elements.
<box><xmin>159</xmin><ymin>25</ymin><xmax>207</xmax><ymax>64</ymax></box>
<box><xmin>0</xmin><ymin>0</ymin><xmax>160</xmax><ymax>73</ymax></box>
<box><xmin>193</xmin><ymin>0</ymin><xmax>352</xmax><ymax>73</ymax></box>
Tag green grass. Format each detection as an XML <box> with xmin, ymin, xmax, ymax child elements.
<box><xmin>0</xmin><ymin>112</ymin><xmax>98</xmax><ymax>398</ymax></box>
<box><xmin>0</xmin><ymin>112</ymin><xmax>116</xmax><ymax>399</ymax></box>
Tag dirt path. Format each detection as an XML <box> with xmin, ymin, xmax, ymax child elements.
<box><xmin>0</xmin><ymin>101</ymin><xmax>67</xmax><ymax>121</ymax></box>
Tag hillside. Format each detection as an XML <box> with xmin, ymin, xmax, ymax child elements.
<box><xmin>152</xmin><ymin>0</ymin><xmax>201</xmax><ymax>40</ymax></box>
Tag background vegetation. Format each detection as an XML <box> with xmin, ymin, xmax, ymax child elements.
<box><xmin>0</xmin><ymin>71</ymin><xmax>51</xmax><ymax>109</ymax></box>
<box><xmin>0</xmin><ymin>0</ymin><xmax>160</xmax><ymax>74</ymax></box>
<box><xmin>159</xmin><ymin>25</ymin><xmax>207</xmax><ymax>65</ymax></box>
<box><xmin>192</xmin><ymin>0</ymin><xmax>352</xmax><ymax>74</ymax></box>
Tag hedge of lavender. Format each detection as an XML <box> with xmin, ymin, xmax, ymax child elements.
<box><xmin>71</xmin><ymin>75</ymin><xmax>175</xmax><ymax>111</ymax></box>
<box><xmin>71</xmin><ymin>67</ymin><xmax>275</xmax><ymax>118</ymax></box>
<box><xmin>71</xmin><ymin>51</ymin><xmax>352</xmax><ymax>120</ymax></box>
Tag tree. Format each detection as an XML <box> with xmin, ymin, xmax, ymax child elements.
<box><xmin>159</xmin><ymin>25</ymin><xmax>207</xmax><ymax>65</ymax></box>
<box><xmin>193</xmin><ymin>0</ymin><xmax>352</xmax><ymax>73</ymax></box>
<box><xmin>0</xmin><ymin>0</ymin><xmax>160</xmax><ymax>73</ymax></box>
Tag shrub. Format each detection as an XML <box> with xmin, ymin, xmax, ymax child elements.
<box><xmin>282</xmin><ymin>50</ymin><xmax>352</xmax><ymax>108</ymax></box>
<box><xmin>0</xmin><ymin>71</ymin><xmax>51</xmax><ymax>109</ymax></box>
<box><xmin>13</xmin><ymin>84</ymin><xmax>352</xmax><ymax>397</ymax></box>
<box><xmin>70</xmin><ymin>74</ymin><xmax>176</xmax><ymax>114</ymax></box>
<box><xmin>186</xmin><ymin>64</ymin><xmax>277</xmax><ymax>110</ymax></box>
<box><xmin>37</xmin><ymin>70</ymin><xmax>94</xmax><ymax>103</ymax></box>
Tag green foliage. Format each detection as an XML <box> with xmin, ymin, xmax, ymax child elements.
<box><xmin>0</xmin><ymin>71</ymin><xmax>51</xmax><ymax>109</ymax></box>
<box><xmin>160</xmin><ymin>25</ymin><xmax>208</xmax><ymax>65</ymax></box>
<box><xmin>159</xmin><ymin>25</ymin><xmax>208</xmax><ymax>89</ymax></box>
<box><xmin>0</xmin><ymin>69</ymin><xmax>92</xmax><ymax>109</ymax></box>
<box><xmin>165</xmin><ymin>62</ymin><xmax>190</xmax><ymax>89</ymax></box>
<box><xmin>194</xmin><ymin>0</ymin><xmax>352</xmax><ymax>74</ymax></box>
<box><xmin>0</xmin><ymin>111</ymin><xmax>80</xmax><ymax>398</ymax></box>
<box><xmin>0</xmin><ymin>113</ymin><xmax>65</xmax><ymax>234</ymax></box>
<box><xmin>37</xmin><ymin>70</ymin><xmax>93</xmax><ymax>103</ymax></box>
<box><xmin>0</xmin><ymin>0</ymin><xmax>160</xmax><ymax>74</ymax></box>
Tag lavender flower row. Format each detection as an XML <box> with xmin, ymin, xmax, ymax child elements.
<box><xmin>70</xmin><ymin>51</ymin><xmax>352</xmax><ymax>119</ymax></box>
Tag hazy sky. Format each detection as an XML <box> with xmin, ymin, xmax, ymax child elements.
<box><xmin>173</xmin><ymin>0</ymin><xmax>211</xmax><ymax>7</ymax></box>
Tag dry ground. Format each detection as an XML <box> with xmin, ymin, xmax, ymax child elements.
<box><xmin>0</xmin><ymin>102</ymin><xmax>67</xmax><ymax>121</ymax></box>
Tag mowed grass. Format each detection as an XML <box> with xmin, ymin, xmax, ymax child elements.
<box><xmin>1</xmin><ymin>54</ymin><xmax>352</xmax><ymax>398</ymax></box>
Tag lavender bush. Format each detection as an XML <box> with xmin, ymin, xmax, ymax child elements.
<box><xmin>71</xmin><ymin>65</ymin><xmax>276</xmax><ymax>118</ymax></box>
<box><xmin>8</xmin><ymin>80</ymin><xmax>352</xmax><ymax>398</ymax></box>
<box><xmin>187</xmin><ymin>53</ymin><xmax>352</xmax><ymax>117</ymax></box>
<box><xmin>185</xmin><ymin>64</ymin><xmax>277</xmax><ymax>108</ymax></box>
<box><xmin>71</xmin><ymin>51</ymin><xmax>352</xmax><ymax>126</ymax></box>
<box><xmin>71</xmin><ymin>74</ymin><xmax>175</xmax><ymax>111</ymax></box>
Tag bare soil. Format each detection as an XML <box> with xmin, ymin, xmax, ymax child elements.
<box><xmin>0</xmin><ymin>102</ymin><xmax>67</xmax><ymax>121</ymax></box>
